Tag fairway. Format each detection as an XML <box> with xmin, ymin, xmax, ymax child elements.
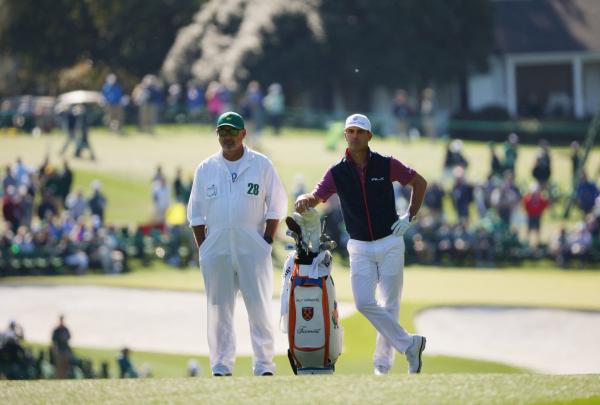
<box><xmin>1</xmin><ymin>374</ymin><xmax>600</xmax><ymax>405</ymax></box>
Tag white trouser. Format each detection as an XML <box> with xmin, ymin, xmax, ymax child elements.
<box><xmin>348</xmin><ymin>234</ymin><xmax>413</xmax><ymax>371</ymax></box>
<box><xmin>199</xmin><ymin>231</ymin><xmax>275</xmax><ymax>376</ymax></box>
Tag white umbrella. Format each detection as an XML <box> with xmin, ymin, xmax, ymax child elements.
<box><xmin>57</xmin><ymin>90</ymin><xmax>104</xmax><ymax>106</ymax></box>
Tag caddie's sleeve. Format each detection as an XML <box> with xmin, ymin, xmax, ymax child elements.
<box><xmin>264</xmin><ymin>160</ymin><xmax>288</xmax><ymax>220</ymax></box>
<box><xmin>187</xmin><ymin>164</ymin><xmax>206</xmax><ymax>226</ymax></box>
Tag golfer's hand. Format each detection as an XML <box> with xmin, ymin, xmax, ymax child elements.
<box><xmin>295</xmin><ymin>196</ymin><xmax>311</xmax><ymax>213</ymax></box>
<box><xmin>391</xmin><ymin>213</ymin><xmax>411</xmax><ymax>237</ymax></box>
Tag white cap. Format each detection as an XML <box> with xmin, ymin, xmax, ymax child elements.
<box><xmin>345</xmin><ymin>114</ymin><xmax>371</xmax><ymax>132</ymax></box>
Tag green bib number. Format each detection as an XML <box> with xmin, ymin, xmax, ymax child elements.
<box><xmin>247</xmin><ymin>183</ymin><xmax>259</xmax><ymax>195</ymax></box>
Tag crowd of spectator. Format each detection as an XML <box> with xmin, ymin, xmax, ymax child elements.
<box><xmin>0</xmin><ymin>317</ymin><xmax>155</xmax><ymax>380</ymax></box>
<box><xmin>0</xmin><ymin>157</ymin><xmax>199</xmax><ymax>277</ymax></box>
<box><xmin>0</xmin><ymin>74</ymin><xmax>287</xmax><ymax>141</ymax></box>
<box><xmin>320</xmin><ymin>135</ymin><xmax>600</xmax><ymax>269</ymax></box>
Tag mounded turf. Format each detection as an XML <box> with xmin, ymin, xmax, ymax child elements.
<box><xmin>1</xmin><ymin>374</ymin><xmax>599</xmax><ymax>405</ymax></box>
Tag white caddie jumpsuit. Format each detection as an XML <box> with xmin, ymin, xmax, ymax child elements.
<box><xmin>187</xmin><ymin>146</ymin><xmax>288</xmax><ymax>375</ymax></box>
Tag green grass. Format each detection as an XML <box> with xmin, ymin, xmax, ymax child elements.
<box><xmin>4</xmin><ymin>265</ymin><xmax>599</xmax><ymax>309</ymax></box>
<box><xmin>1</xmin><ymin>374</ymin><xmax>600</xmax><ymax>405</ymax></box>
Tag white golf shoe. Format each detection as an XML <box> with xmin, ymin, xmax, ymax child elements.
<box><xmin>373</xmin><ymin>366</ymin><xmax>389</xmax><ymax>376</ymax></box>
<box><xmin>406</xmin><ymin>335</ymin><xmax>426</xmax><ymax>374</ymax></box>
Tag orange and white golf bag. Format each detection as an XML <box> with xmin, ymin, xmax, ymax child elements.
<box><xmin>280</xmin><ymin>210</ymin><xmax>343</xmax><ymax>375</ymax></box>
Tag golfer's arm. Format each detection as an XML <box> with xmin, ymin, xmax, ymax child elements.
<box><xmin>191</xmin><ymin>225</ymin><xmax>206</xmax><ymax>248</ymax></box>
<box><xmin>407</xmin><ymin>173</ymin><xmax>427</xmax><ymax>221</ymax></box>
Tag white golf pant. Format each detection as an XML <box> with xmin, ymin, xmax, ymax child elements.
<box><xmin>348</xmin><ymin>234</ymin><xmax>413</xmax><ymax>371</ymax></box>
<box><xmin>199</xmin><ymin>230</ymin><xmax>275</xmax><ymax>376</ymax></box>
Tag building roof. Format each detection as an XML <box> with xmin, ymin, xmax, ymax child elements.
<box><xmin>493</xmin><ymin>0</ymin><xmax>600</xmax><ymax>53</ymax></box>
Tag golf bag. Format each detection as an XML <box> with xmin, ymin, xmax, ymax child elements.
<box><xmin>280</xmin><ymin>211</ymin><xmax>343</xmax><ymax>375</ymax></box>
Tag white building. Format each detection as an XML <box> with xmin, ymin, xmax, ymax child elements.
<box><xmin>469</xmin><ymin>0</ymin><xmax>600</xmax><ymax>119</ymax></box>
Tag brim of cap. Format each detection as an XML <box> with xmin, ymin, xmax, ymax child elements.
<box><xmin>217</xmin><ymin>123</ymin><xmax>244</xmax><ymax>129</ymax></box>
<box><xmin>344</xmin><ymin>123</ymin><xmax>371</xmax><ymax>131</ymax></box>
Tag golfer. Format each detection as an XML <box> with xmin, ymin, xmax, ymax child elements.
<box><xmin>295</xmin><ymin>113</ymin><xmax>428</xmax><ymax>374</ymax></box>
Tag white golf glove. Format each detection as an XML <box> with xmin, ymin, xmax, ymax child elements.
<box><xmin>391</xmin><ymin>213</ymin><xmax>411</xmax><ymax>237</ymax></box>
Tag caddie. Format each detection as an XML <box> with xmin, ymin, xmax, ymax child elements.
<box><xmin>295</xmin><ymin>113</ymin><xmax>428</xmax><ymax>374</ymax></box>
<box><xmin>187</xmin><ymin>111</ymin><xmax>288</xmax><ymax>376</ymax></box>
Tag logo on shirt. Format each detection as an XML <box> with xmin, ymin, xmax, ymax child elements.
<box><xmin>370</xmin><ymin>177</ymin><xmax>384</xmax><ymax>181</ymax></box>
<box><xmin>231</xmin><ymin>172</ymin><xmax>238</xmax><ymax>183</ymax></box>
<box><xmin>206</xmin><ymin>184</ymin><xmax>217</xmax><ymax>198</ymax></box>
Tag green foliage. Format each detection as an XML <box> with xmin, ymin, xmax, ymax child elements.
<box><xmin>0</xmin><ymin>0</ymin><xmax>203</xmax><ymax>93</ymax></box>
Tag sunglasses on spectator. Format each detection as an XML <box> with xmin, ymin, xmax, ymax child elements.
<box><xmin>217</xmin><ymin>127</ymin><xmax>241</xmax><ymax>137</ymax></box>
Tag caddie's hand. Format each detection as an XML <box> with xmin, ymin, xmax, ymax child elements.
<box><xmin>391</xmin><ymin>213</ymin><xmax>411</xmax><ymax>237</ymax></box>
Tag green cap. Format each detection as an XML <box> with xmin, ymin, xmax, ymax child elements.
<box><xmin>216</xmin><ymin>111</ymin><xmax>245</xmax><ymax>129</ymax></box>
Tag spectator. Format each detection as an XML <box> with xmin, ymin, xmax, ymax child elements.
<box><xmin>152</xmin><ymin>177</ymin><xmax>170</xmax><ymax>223</ymax></box>
<box><xmin>58</xmin><ymin>105</ymin><xmax>78</xmax><ymax>156</ymax></box>
<box><xmin>117</xmin><ymin>347</ymin><xmax>138</xmax><ymax>378</ymax></box>
<box><xmin>132</xmin><ymin>75</ymin><xmax>160</xmax><ymax>134</ymax></box>
<box><xmin>576</xmin><ymin>173</ymin><xmax>599</xmax><ymax>215</ymax></box>
<box><xmin>89</xmin><ymin>180</ymin><xmax>107</xmax><ymax>225</ymax></box>
<box><xmin>241</xmin><ymin>80</ymin><xmax>265</xmax><ymax>144</ymax></box>
<box><xmin>291</xmin><ymin>174</ymin><xmax>306</xmax><ymax>202</ymax></box>
<box><xmin>2</xmin><ymin>185</ymin><xmax>22</xmax><ymax>232</ymax></box>
<box><xmin>5</xmin><ymin>320</ymin><xmax>24</xmax><ymax>342</ymax></box>
<box><xmin>51</xmin><ymin>315</ymin><xmax>72</xmax><ymax>379</ymax></box>
<box><xmin>420</xmin><ymin>87</ymin><xmax>437</xmax><ymax>140</ymax></box>
<box><xmin>263</xmin><ymin>83</ymin><xmax>285</xmax><ymax>135</ymax></box>
<box><xmin>488</xmin><ymin>142</ymin><xmax>503</xmax><ymax>180</ymax></box>
<box><xmin>73</xmin><ymin>105</ymin><xmax>96</xmax><ymax>161</ymax></box>
<box><xmin>391</xmin><ymin>89</ymin><xmax>413</xmax><ymax>140</ymax></box>
<box><xmin>2</xmin><ymin>165</ymin><xmax>17</xmax><ymax>193</ymax></box>
<box><xmin>17</xmin><ymin>185</ymin><xmax>33</xmax><ymax>228</ymax></box>
<box><xmin>37</xmin><ymin>191</ymin><xmax>58</xmax><ymax>222</ymax></box>
<box><xmin>65</xmin><ymin>189</ymin><xmax>87</xmax><ymax>221</ymax></box>
<box><xmin>14</xmin><ymin>158</ymin><xmax>32</xmax><ymax>189</ymax></box>
<box><xmin>531</xmin><ymin>140</ymin><xmax>552</xmax><ymax>189</ymax></box>
<box><xmin>570</xmin><ymin>141</ymin><xmax>581</xmax><ymax>186</ymax></box>
<box><xmin>503</xmin><ymin>133</ymin><xmax>519</xmax><ymax>175</ymax></box>
<box><xmin>491</xmin><ymin>173</ymin><xmax>522</xmax><ymax>226</ymax></box>
<box><xmin>152</xmin><ymin>165</ymin><xmax>166</xmax><ymax>184</ymax></box>
<box><xmin>56</xmin><ymin>160</ymin><xmax>73</xmax><ymax>207</ymax></box>
<box><xmin>166</xmin><ymin>83</ymin><xmax>184</xmax><ymax>123</ymax></box>
<box><xmin>423</xmin><ymin>181</ymin><xmax>444</xmax><ymax>221</ymax></box>
<box><xmin>205</xmin><ymin>81</ymin><xmax>224</xmax><ymax>122</ymax></box>
<box><xmin>451</xmin><ymin>167</ymin><xmax>474</xmax><ymax>224</ymax></box>
<box><xmin>523</xmin><ymin>183</ymin><xmax>550</xmax><ymax>247</ymax></box>
<box><xmin>443</xmin><ymin>139</ymin><xmax>468</xmax><ymax>181</ymax></box>
<box><xmin>173</xmin><ymin>167</ymin><xmax>187</xmax><ymax>203</ymax></box>
<box><xmin>186</xmin><ymin>81</ymin><xmax>204</xmax><ymax>121</ymax></box>
<box><xmin>101</xmin><ymin>73</ymin><xmax>124</xmax><ymax>134</ymax></box>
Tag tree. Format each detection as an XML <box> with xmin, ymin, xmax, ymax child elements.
<box><xmin>0</xmin><ymin>0</ymin><xmax>203</xmax><ymax>94</ymax></box>
<box><xmin>162</xmin><ymin>0</ymin><xmax>493</xmax><ymax>111</ymax></box>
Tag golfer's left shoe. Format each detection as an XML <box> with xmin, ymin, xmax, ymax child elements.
<box><xmin>406</xmin><ymin>335</ymin><xmax>426</xmax><ymax>374</ymax></box>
